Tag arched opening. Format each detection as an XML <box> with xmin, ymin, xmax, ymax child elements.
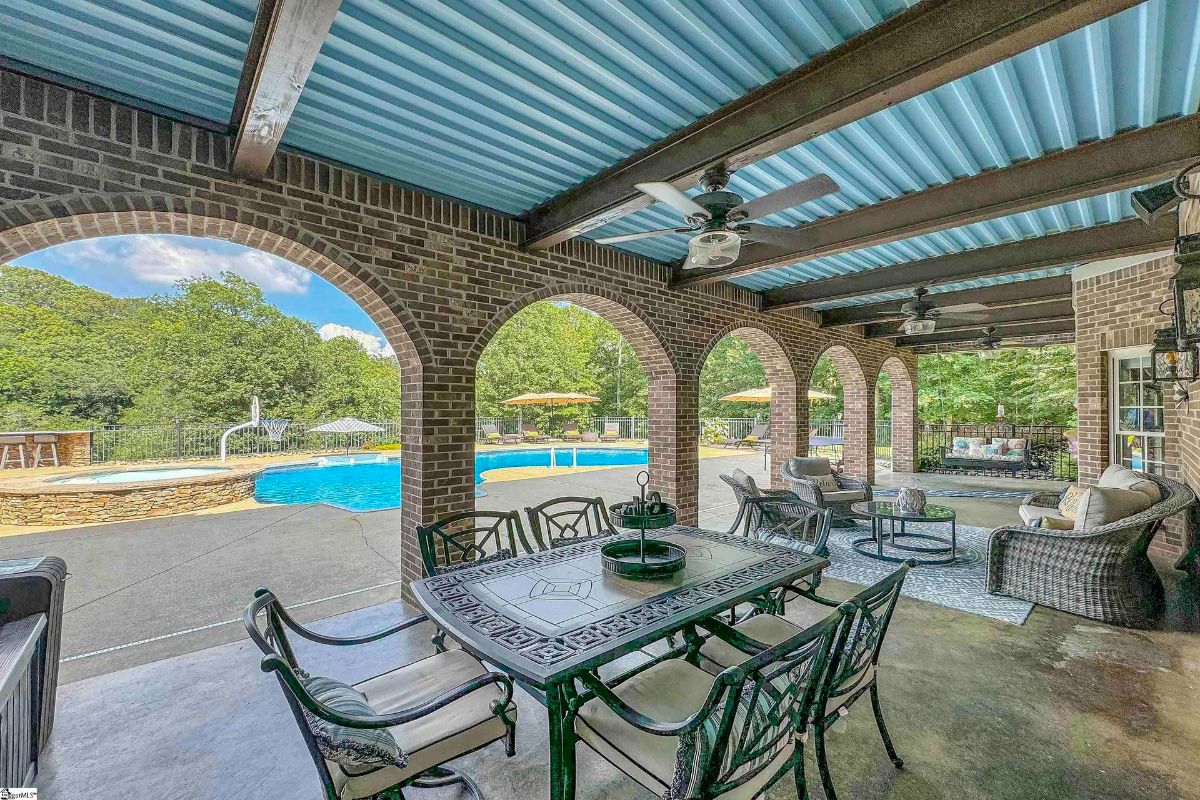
<box><xmin>698</xmin><ymin>327</ymin><xmax>798</xmax><ymax>502</ymax></box>
<box><xmin>810</xmin><ymin>345</ymin><xmax>872</xmax><ymax>482</ymax></box>
<box><xmin>0</xmin><ymin>208</ymin><xmax>426</xmax><ymax>679</ymax></box>
<box><xmin>469</xmin><ymin>287</ymin><xmax>688</xmax><ymax>522</ymax></box>
<box><xmin>879</xmin><ymin>357</ymin><xmax>917</xmax><ymax>474</ymax></box>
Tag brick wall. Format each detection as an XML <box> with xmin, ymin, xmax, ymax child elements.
<box><xmin>1074</xmin><ymin>254</ymin><xmax>1188</xmax><ymax>558</ymax></box>
<box><xmin>0</xmin><ymin>69</ymin><xmax>916</xmax><ymax>587</ymax></box>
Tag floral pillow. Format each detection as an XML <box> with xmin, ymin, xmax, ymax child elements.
<box><xmin>968</xmin><ymin>446</ymin><xmax>985</xmax><ymax>457</ymax></box>
<box><xmin>966</xmin><ymin>437</ymin><xmax>986</xmax><ymax>448</ymax></box>
<box><xmin>990</xmin><ymin>438</ymin><xmax>1009</xmax><ymax>453</ymax></box>
<box><xmin>952</xmin><ymin>437</ymin><xmax>969</xmax><ymax>451</ymax></box>
<box><xmin>982</xmin><ymin>445</ymin><xmax>1000</xmax><ymax>457</ymax></box>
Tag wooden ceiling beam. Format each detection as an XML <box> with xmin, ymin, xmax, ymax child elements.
<box><xmin>230</xmin><ymin>0</ymin><xmax>341</xmax><ymax>178</ymax></box>
<box><xmin>521</xmin><ymin>0</ymin><xmax>1141</xmax><ymax>251</ymax></box>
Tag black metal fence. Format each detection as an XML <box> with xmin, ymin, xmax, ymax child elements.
<box><xmin>917</xmin><ymin>423</ymin><xmax>1078</xmax><ymax>481</ymax></box>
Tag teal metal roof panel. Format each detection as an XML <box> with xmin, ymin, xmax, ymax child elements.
<box><xmin>0</xmin><ymin>0</ymin><xmax>256</xmax><ymax>123</ymax></box>
<box><xmin>808</xmin><ymin>266</ymin><xmax>1076</xmax><ymax>311</ymax></box>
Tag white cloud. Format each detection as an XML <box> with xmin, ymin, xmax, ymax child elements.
<box><xmin>60</xmin><ymin>235</ymin><xmax>312</xmax><ymax>294</ymax></box>
<box><xmin>318</xmin><ymin>322</ymin><xmax>395</xmax><ymax>358</ymax></box>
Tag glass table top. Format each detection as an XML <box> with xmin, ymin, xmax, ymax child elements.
<box><xmin>850</xmin><ymin>501</ymin><xmax>956</xmax><ymax>521</ymax></box>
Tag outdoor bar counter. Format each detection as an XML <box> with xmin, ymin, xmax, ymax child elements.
<box><xmin>0</xmin><ymin>431</ymin><xmax>92</xmax><ymax>468</ymax></box>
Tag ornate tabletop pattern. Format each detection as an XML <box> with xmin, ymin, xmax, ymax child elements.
<box><xmin>414</xmin><ymin>526</ymin><xmax>824</xmax><ymax>684</ymax></box>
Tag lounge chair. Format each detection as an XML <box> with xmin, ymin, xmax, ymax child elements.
<box><xmin>562</xmin><ymin>422</ymin><xmax>583</xmax><ymax>441</ymax></box>
<box><xmin>479</xmin><ymin>423</ymin><xmax>504</xmax><ymax>444</ymax></box>
<box><xmin>723</xmin><ymin>422</ymin><xmax>768</xmax><ymax>449</ymax></box>
<box><xmin>520</xmin><ymin>423</ymin><xmax>547</xmax><ymax>442</ymax></box>
<box><xmin>580</xmin><ymin>431</ymin><xmax>600</xmax><ymax>442</ymax></box>
<box><xmin>600</xmin><ymin>422</ymin><xmax>620</xmax><ymax>442</ymax></box>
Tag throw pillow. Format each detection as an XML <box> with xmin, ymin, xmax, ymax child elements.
<box><xmin>1096</xmin><ymin>464</ymin><xmax>1162</xmax><ymax>504</ymax></box>
<box><xmin>983</xmin><ymin>445</ymin><xmax>999</xmax><ymax>457</ymax></box>
<box><xmin>1040</xmin><ymin>516</ymin><xmax>1075</xmax><ymax>531</ymax></box>
<box><xmin>302</xmin><ymin>675</ymin><xmax>408</xmax><ymax>772</ymax></box>
<box><xmin>1073</xmin><ymin>487</ymin><xmax>1152</xmax><ymax>530</ymax></box>
<box><xmin>966</xmin><ymin>437</ymin><xmax>986</xmax><ymax>448</ymax></box>
<box><xmin>968</xmin><ymin>446</ymin><xmax>985</xmax><ymax>457</ymax></box>
<box><xmin>991</xmin><ymin>437</ymin><xmax>1009</xmax><ymax>452</ymax></box>
<box><xmin>1057</xmin><ymin>485</ymin><xmax>1085</xmax><ymax>518</ymax></box>
<box><xmin>952</xmin><ymin>437</ymin><xmax>969</xmax><ymax>451</ymax></box>
<box><xmin>1006</xmin><ymin>438</ymin><xmax>1027</xmax><ymax>451</ymax></box>
<box><xmin>813</xmin><ymin>473</ymin><xmax>840</xmax><ymax>493</ymax></box>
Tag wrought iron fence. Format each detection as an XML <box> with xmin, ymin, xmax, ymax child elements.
<box><xmin>91</xmin><ymin>420</ymin><xmax>403</xmax><ymax>464</ymax></box>
<box><xmin>917</xmin><ymin>423</ymin><xmax>1077</xmax><ymax>481</ymax></box>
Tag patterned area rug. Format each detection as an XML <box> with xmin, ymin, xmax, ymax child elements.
<box><xmin>874</xmin><ymin>487</ymin><xmax>1030</xmax><ymax>499</ymax></box>
<box><xmin>823</xmin><ymin>521</ymin><xmax>1033</xmax><ymax>625</ymax></box>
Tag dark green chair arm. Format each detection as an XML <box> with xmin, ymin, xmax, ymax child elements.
<box><xmin>249</xmin><ymin>588</ymin><xmax>428</xmax><ymax>647</ymax></box>
<box><xmin>576</xmin><ymin>670</ymin><xmax>719</xmax><ymax>737</ymax></box>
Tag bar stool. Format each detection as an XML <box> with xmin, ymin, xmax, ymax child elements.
<box><xmin>31</xmin><ymin>435</ymin><xmax>60</xmax><ymax>467</ymax></box>
<box><xmin>0</xmin><ymin>436</ymin><xmax>28</xmax><ymax>469</ymax></box>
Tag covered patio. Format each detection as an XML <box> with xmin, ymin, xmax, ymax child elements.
<box><xmin>2</xmin><ymin>0</ymin><xmax>1200</xmax><ymax>798</ymax></box>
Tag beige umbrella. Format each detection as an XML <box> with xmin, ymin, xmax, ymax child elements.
<box><xmin>719</xmin><ymin>387</ymin><xmax>836</xmax><ymax>403</ymax></box>
<box><xmin>502</xmin><ymin>392</ymin><xmax>601</xmax><ymax>436</ymax></box>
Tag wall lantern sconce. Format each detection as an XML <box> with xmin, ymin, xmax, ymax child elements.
<box><xmin>1150</xmin><ymin>326</ymin><xmax>1198</xmax><ymax>386</ymax></box>
<box><xmin>1171</xmin><ymin>232</ymin><xmax>1200</xmax><ymax>346</ymax></box>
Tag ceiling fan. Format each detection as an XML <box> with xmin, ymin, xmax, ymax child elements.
<box><xmin>872</xmin><ymin>287</ymin><xmax>989</xmax><ymax>336</ymax></box>
<box><xmin>976</xmin><ymin>327</ymin><xmax>1003</xmax><ymax>358</ymax></box>
<box><xmin>593</xmin><ymin>166</ymin><xmax>839</xmax><ymax>268</ymax></box>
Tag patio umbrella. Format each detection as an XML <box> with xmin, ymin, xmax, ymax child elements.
<box><xmin>502</xmin><ymin>392</ymin><xmax>600</xmax><ymax>435</ymax></box>
<box><xmin>719</xmin><ymin>387</ymin><xmax>836</xmax><ymax>402</ymax></box>
<box><xmin>309</xmin><ymin>417</ymin><xmax>385</xmax><ymax>452</ymax></box>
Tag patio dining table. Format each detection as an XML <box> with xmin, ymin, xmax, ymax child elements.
<box><xmin>413</xmin><ymin>524</ymin><xmax>828</xmax><ymax>800</ymax></box>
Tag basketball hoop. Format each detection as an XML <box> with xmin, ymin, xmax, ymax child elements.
<box><xmin>250</xmin><ymin>395</ymin><xmax>261</xmax><ymax>427</ymax></box>
<box><xmin>262</xmin><ymin>418</ymin><xmax>290</xmax><ymax>443</ymax></box>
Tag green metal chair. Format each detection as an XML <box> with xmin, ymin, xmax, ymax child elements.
<box><xmin>697</xmin><ymin>564</ymin><xmax>914</xmax><ymax>800</ymax></box>
<box><xmin>572</xmin><ymin>609</ymin><xmax>845</xmax><ymax>800</ymax></box>
<box><xmin>416</xmin><ymin>510</ymin><xmax>536</xmax><ymax>576</ymax></box>
<box><xmin>244</xmin><ymin>588</ymin><xmax>517</xmax><ymax>800</ymax></box>
<box><xmin>524</xmin><ymin>496</ymin><xmax>619</xmax><ymax>550</ymax></box>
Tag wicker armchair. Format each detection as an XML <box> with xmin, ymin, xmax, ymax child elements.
<box><xmin>987</xmin><ymin>473</ymin><xmax>1195</xmax><ymax>627</ymax></box>
<box><xmin>781</xmin><ymin>457</ymin><xmax>871</xmax><ymax>528</ymax></box>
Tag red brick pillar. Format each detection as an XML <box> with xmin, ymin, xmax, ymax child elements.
<box><xmin>398</xmin><ymin>362</ymin><xmax>476</xmax><ymax>601</ymax></box>
<box><xmin>883</xmin><ymin>357</ymin><xmax>917</xmax><ymax>474</ymax></box>
<box><xmin>768</xmin><ymin>385</ymin><xmax>801</xmax><ymax>489</ymax></box>
<box><xmin>843</xmin><ymin>376</ymin><xmax>876</xmax><ymax>484</ymax></box>
<box><xmin>649</xmin><ymin>367</ymin><xmax>699</xmax><ymax>525</ymax></box>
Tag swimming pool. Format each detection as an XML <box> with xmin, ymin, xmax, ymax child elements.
<box><xmin>253</xmin><ymin>447</ymin><xmax>649</xmax><ymax>512</ymax></box>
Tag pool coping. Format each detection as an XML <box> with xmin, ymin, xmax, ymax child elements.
<box><xmin>0</xmin><ymin>464</ymin><xmax>265</xmax><ymax>495</ymax></box>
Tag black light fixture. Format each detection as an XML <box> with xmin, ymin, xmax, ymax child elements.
<box><xmin>1132</xmin><ymin>181</ymin><xmax>1184</xmax><ymax>224</ymax></box>
<box><xmin>1150</xmin><ymin>325</ymin><xmax>1198</xmax><ymax>386</ymax></box>
<box><xmin>1172</xmin><ymin>232</ymin><xmax>1200</xmax><ymax>345</ymax></box>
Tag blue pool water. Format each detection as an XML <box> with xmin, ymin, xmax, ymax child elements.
<box><xmin>253</xmin><ymin>448</ymin><xmax>648</xmax><ymax>512</ymax></box>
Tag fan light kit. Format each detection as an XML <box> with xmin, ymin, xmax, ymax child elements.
<box><xmin>902</xmin><ymin>318</ymin><xmax>936</xmax><ymax>335</ymax></box>
<box><xmin>595</xmin><ymin>166</ymin><xmax>840</xmax><ymax>269</ymax></box>
<box><xmin>976</xmin><ymin>326</ymin><xmax>1003</xmax><ymax>358</ymax></box>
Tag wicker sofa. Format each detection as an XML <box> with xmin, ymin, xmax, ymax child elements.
<box><xmin>781</xmin><ymin>456</ymin><xmax>871</xmax><ymax>528</ymax></box>
<box><xmin>987</xmin><ymin>472</ymin><xmax>1194</xmax><ymax>627</ymax></box>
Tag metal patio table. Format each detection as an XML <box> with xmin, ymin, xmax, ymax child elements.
<box><xmin>413</xmin><ymin>524</ymin><xmax>828</xmax><ymax>800</ymax></box>
<box><xmin>850</xmin><ymin>500</ymin><xmax>958</xmax><ymax>565</ymax></box>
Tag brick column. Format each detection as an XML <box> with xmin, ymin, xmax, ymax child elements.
<box><xmin>882</xmin><ymin>357</ymin><xmax>917</xmax><ymax>474</ymax></box>
<box><xmin>843</xmin><ymin>377</ymin><xmax>876</xmax><ymax>484</ymax></box>
<box><xmin>649</xmin><ymin>368</ymin><xmax>699</xmax><ymax>525</ymax></box>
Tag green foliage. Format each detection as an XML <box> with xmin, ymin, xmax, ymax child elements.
<box><xmin>0</xmin><ymin>265</ymin><xmax>401</xmax><ymax>428</ymax></box>
<box><xmin>917</xmin><ymin>347</ymin><xmax>1077</xmax><ymax>425</ymax></box>
<box><xmin>699</xmin><ymin>335</ymin><xmax>768</xmax><ymax>418</ymax></box>
<box><xmin>809</xmin><ymin>355</ymin><xmax>844</xmax><ymax>422</ymax></box>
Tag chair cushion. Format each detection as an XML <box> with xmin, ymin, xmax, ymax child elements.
<box><xmin>1097</xmin><ymin>464</ymin><xmax>1162</xmax><ymax>504</ymax></box>
<box><xmin>329</xmin><ymin>649</ymin><xmax>513</xmax><ymax>799</ymax></box>
<box><xmin>820</xmin><ymin>489</ymin><xmax>865</xmax><ymax>503</ymax></box>
<box><xmin>1073</xmin><ymin>487</ymin><xmax>1152</xmax><ymax>531</ymax></box>
<box><xmin>302</xmin><ymin>676</ymin><xmax>407</xmax><ymax>774</ymax></box>
<box><xmin>575</xmin><ymin>659</ymin><xmax>793</xmax><ymax>800</ymax></box>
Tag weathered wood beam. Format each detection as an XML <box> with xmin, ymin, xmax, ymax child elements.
<box><xmin>676</xmin><ymin>114</ymin><xmax>1200</xmax><ymax>287</ymax></box>
<box><xmin>863</xmin><ymin>299</ymin><xmax>1076</xmax><ymax>338</ymax></box>
<box><xmin>230</xmin><ymin>0</ymin><xmax>341</xmax><ymax>178</ymax></box>
<box><xmin>818</xmin><ymin>275</ymin><xmax>1073</xmax><ymax>328</ymax></box>
<box><xmin>763</xmin><ymin>216</ymin><xmax>1175</xmax><ymax>311</ymax></box>
<box><xmin>521</xmin><ymin>0</ymin><xmax>1142</xmax><ymax>250</ymax></box>
<box><xmin>894</xmin><ymin>318</ymin><xmax>1074</xmax><ymax>348</ymax></box>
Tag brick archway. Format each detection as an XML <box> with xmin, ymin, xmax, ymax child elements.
<box><xmin>879</xmin><ymin>356</ymin><xmax>917</xmax><ymax>474</ymax></box>
<box><xmin>470</xmin><ymin>284</ymin><xmax>698</xmax><ymax>522</ymax></box>
<box><xmin>0</xmin><ymin>194</ymin><xmax>438</xmax><ymax>586</ymax></box>
<box><xmin>812</xmin><ymin>344</ymin><xmax>873</xmax><ymax>482</ymax></box>
<box><xmin>699</xmin><ymin>325</ymin><xmax>799</xmax><ymax>486</ymax></box>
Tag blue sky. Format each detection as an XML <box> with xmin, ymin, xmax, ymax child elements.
<box><xmin>13</xmin><ymin>234</ymin><xmax>394</xmax><ymax>356</ymax></box>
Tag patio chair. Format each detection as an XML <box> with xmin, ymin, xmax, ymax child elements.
<box><xmin>988</xmin><ymin>471</ymin><xmax>1194</xmax><ymax>627</ymax></box>
<box><xmin>479</xmin><ymin>423</ymin><xmax>503</xmax><ymax>444</ymax></box>
<box><xmin>416</xmin><ymin>511</ymin><xmax>536</xmax><ymax>577</ymax></box>
<box><xmin>580</xmin><ymin>431</ymin><xmax>600</xmax><ymax>443</ymax></box>
<box><xmin>782</xmin><ymin>456</ymin><xmax>871</xmax><ymax>528</ymax></box>
<box><xmin>562</xmin><ymin>422</ymin><xmax>583</xmax><ymax>441</ymax></box>
<box><xmin>521</xmin><ymin>423</ymin><xmax>547</xmax><ymax>442</ymax></box>
<box><xmin>573</xmin><ymin>608</ymin><xmax>844</xmax><ymax>800</ymax></box>
<box><xmin>600</xmin><ymin>422</ymin><xmax>621</xmax><ymax>442</ymax></box>
<box><xmin>524</xmin><ymin>496</ymin><xmax>619</xmax><ymax>550</ymax></box>
<box><xmin>244</xmin><ymin>588</ymin><xmax>517</xmax><ymax>800</ymax></box>
<box><xmin>697</xmin><ymin>564</ymin><xmax>914</xmax><ymax>800</ymax></box>
<box><xmin>721</xmin><ymin>470</ymin><xmax>831</xmax><ymax>556</ymax></box>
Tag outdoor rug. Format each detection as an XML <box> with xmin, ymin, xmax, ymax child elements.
<box><xmin>874</xmin><ymin>487</ymin><xmax>1030</xmax><ymax>499</ymax></box>
<box><xmin>822</xmin><ymin>521</ymin><xmax>1034</xmax><ymax>625</ymax></box>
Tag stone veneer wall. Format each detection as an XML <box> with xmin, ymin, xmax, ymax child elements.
<box><xmin>0</xmin><ymin>432</ymin><xmax>91</xmax><ymax>468</ymax></box>
<box><xmin>0</xmin><ymin>471</ymin><xmax>257</xmax><ymax>526</ymax></box>
<box><xmin>1074</xmin><ymin>254</ymin><xmax>1188</xmax><ymax>558</ymax></box>
<box><xmin>0</xmin><ymin>69</ymin><xmax>916</xmax><ymax>588</ymax></box>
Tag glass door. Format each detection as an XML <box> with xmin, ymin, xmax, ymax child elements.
<box><xmin>1111</xmin><ymin>352</ymin><xmax>1167</xmax><ymax>474</ymax></box>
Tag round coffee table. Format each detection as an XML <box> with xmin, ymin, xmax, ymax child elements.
<box><xmin>850</xmin><ymin>501</ymin><xmax>957</xmax><ymax>565</ymax></box>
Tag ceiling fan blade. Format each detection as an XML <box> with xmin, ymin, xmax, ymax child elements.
<box><xmin>738</xmin><ymin>223</ymin><xmax>811</xmax><ymax>248</ymax></box>
<box><xmin>594</xmin><ymin>227</ymin><xmax>692</xmax><ymax>244</ymax></box>
<box><xmin>731</xmin><ymin>174</ymin><xmax>839</xmax><ymax>221</ymax></box>
<box><xmin>938</xmin><ymin>311</ymin><xmax>990</xmax><ymax>324</ymax></box>
<box><xmin>634</xmin><ymin>182</ymin><xmax>710</xmax><ymax>219</ymax></box>
<box><xmin>937</xmin><ymin>302</ymin><xmax>989</xmax><ymax>313</ymax></box>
